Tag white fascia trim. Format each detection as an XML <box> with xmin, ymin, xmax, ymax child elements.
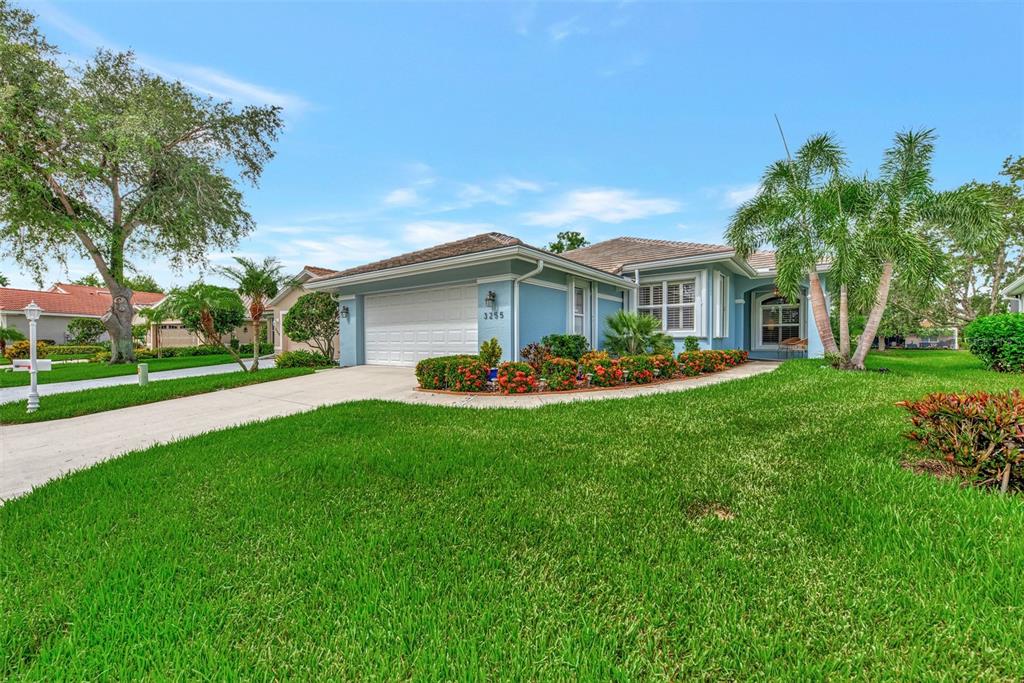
<box><xmin>637</xmin><ymin>269</ymin><xmax>704</xmax><ymax>284</ymax></box>
<box><xmin>626</xmin><ymin>252</ymin><xmax>758</xmax><ymax>278</ymax></box>
<box><xmin>597</xmin><ymin>293</ymin><xmax>622</xmax><ymax>303</ymax></box>
<box><xmin>336</xmin><ymin>294</ymin><xmax>357</xmax><ymax>301</ymax></box>
<box><xmin>476</xmin><ymin>274</ymin><xmax>518</xmax><ymax>284</ymax></box>
<box><xmin>306</xmin><ymin>246</ymin><xmax>633</xmax><ymax>292</ymax></box>
<box><xmin>1000</xmin><ymin>274</ymin><xmax>1024</xmax><ymax>296</ymax></box>
<box><xmin>521</xmin><ymin>278</ymin><xmax>568</xmax><ymax>292</ymax></box>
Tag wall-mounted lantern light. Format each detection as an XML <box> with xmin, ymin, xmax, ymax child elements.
<box><xmin>485</xmin><ymin>290</ymin><xmax>497</xmax><ymax>311</ymax></box>
<box><xmin>340</xmin><ymin>305</ymin><xmax>350</xmax><ymax>320</ymax></box>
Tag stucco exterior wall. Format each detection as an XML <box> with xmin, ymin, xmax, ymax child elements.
<box><xmin>271</xmin><ymin>285</ymin><xmax>340</xmax><ymax>359</ymax></box>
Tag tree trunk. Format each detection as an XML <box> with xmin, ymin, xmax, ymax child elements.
<box><xmin>102</xmin><ymin>282</ymin><xmax>136</xmax><ymax>364</ymax></box>
<box><xmin>839</xmin><ymin>283</ymin><xmax>850</xmax><ymax>361</ymax></box>
<box><xmin>877</xmin><ymin>335</ymin><xmax>886</xmax><ymax>352</ymax></box>
<box><xmin>990</xmin><ymin>241</ymin><xmax>1007</xmax><ymax>315</ymax></box>
<box><xmin>850</xmin><ymin>261</ymin><xmax>894</xmax><ymax>369</ymax></box>
<box><xmin>251</xmin><ymin>317</ymin><xmax>260</xmax><ymax>372</ymax></box>
<box><xmin>807</xmin><ymin>270</ymin><xmax>840</xmax><ymax>356</ymax></box>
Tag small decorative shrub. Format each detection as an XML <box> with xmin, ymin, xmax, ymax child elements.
<box><xmin>677</xmin><ymin>349</ymin><xmax>748</xmax><ymax>375</ymax></box>
<box><xmin>276</xmin><ymin>350</ymin><xmax>335</xmax><ymax>368</ymax></box>
<box><xmin>620</xmin><ymin>355</ymin><xmax>656</xmax><ymax>384</ymax></box>
<box><xmin>963</xmin><ymin>313</ymin><xmax>1024</xmax><ymax>372</ymax></box>
<box><xmin>897</xmin><ymin>390</ymin><xmax>1024</xmax><ymax>492</ymax></box>
<box><xmin>678</xmin><ymin>352</ymin><xmax>703</xmax><ymax>376</ymax></box>
<box><xmin>581</xmin><ymin>356</ymin><xmax>623</xmax><ymax>387</ymax></box>
<box><xmin>4</xmin><ymin>340</ymin><xmax>48</xmax><ymax>360</ymax></box>
<box><xmin>541</xmin><ymin>333</ymin><xmax>589</xmax><ymax>361</ymax></box>
<box><xmin>92</xmin><ymin>350</ymin><xmax>112</xmax><ymax>362</ymax></box>
<box><xmin>41</xmin><ymin>344</ymin><xmax>105</xmax><ymax>356</ymax></box>
<box><xmin>479</xmin><ymin>337</ymin><xmax>502</xmax><ymax>369</ymax></box>
<box><xmin>541</xmin><ymin>357</ymin><xmax>578</xmax><ymax>391</ymax></box>
<box><xmin>239</xmin><ymin>342</ymin><xmax>274</xmax><ymax>356</ymax></box>
<box><xmin>683</xmin><ymin>336</ymin><xmax>700</xmax><ymax>352</ymax></box>
<box><xmin>580</xmin><ymin>350</ymin><xmax>609</xmax><ymax>364</ymax></box>
<box><xmin>650</xmin><ymin>353</ymin><xmax>679</xmax><ymax>379</ymax></box>
<box><xmin>520</xmin><ymin>342</ymin><xmax>551</xmax><ymax>373</ymax></box>
<box><xmin>497</xmin><ymin>361</ymin><xmax>539</xmax><ymax>394</ymax></box>
<box><xmin>229</xmin><ymin>337</ymin><xmax>240</xmax><ymax>351</ymax></box>
<box><xmin>415</xmin><ymin>354</ymin><xmax>478</xmax><ymax>390</ymax></box>
<box><xmin>445</xmin><ymin>358</ymin><xmax>490</xmax><ymax>392</ymax></box>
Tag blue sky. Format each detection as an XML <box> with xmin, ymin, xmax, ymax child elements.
<box><xmin>4</xmin><ymin>0</ymin><xmax>1023</xmax><ymax>290</ymax></box>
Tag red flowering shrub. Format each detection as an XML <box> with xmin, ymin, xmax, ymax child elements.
<box><xmin>649</xmin><ymin>353</ymin><xmax>679</xmax><ymax>379</ymax></box>
<box><xmin>445</xmin><ymin>358</ymin><xmax>491</xmax><ymax>392</ymax></box>
<box><xmin>897</xmin><ymin>390</ymin><xmax>1024</xmax><ymax>491</ymax></box>
<box><xmin>582</xmin><ymin>356</ymin><xmax>623</xmax><ymax>387</ymax></box>
<box><xmin>497</xmin><ymin>361</ymin><xmax>539</xmax><ymax>394</ymax></box>
<box><xmin>415</xmin><ymin>354</ymin><xmax>478</xmax><ymax>390</ymax></box>
<box><xmin>620</xmin><ymin>355</ymin><xmax>656</xmax><ymax>384</ymax></box>
<box><xmin>677</xmin><ymin>349</ymin><xmax>748</xmax><ymax>375</ymax></box>
<box><xmin>677</xmin><ymin>351</ymin><xmax>704</xmax><ymax>376</ymax></box>
<box><xmin>541</xmin><ymin>357</ymin><xmax>578</xmax><ymax>391</ymax></box>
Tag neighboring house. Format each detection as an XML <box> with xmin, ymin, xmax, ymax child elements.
<box><xmin>305</xmin><ymin>232</ymin><xmax>829</xmax><ymax>367</ymax></box>
<box><xmin>267</xmin><ymin>265</ymin><xmax>340</xmax><ymax>359</ymax></box>
<box><xmin>0</xmin><ymin>283</ymin><xmax>164</xmax><ymax>344</ymax></box>
<box><xmin>1001</xmin><ymin>274</ymin><xmax>1024</xmax><ymax>313</ymax></box>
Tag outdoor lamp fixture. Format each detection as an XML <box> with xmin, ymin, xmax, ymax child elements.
<box><xmin>340</xmin><ymin>305</ymin><xmax>350</xmax><ymax>320</ymax></box>
<box><xmin>485</xmin><ymin>290</ymin><xmax>497</xmax><ymax>311</ymax></box>
<box><xmin>23</xmin><ymin>301</ymin><xmax>42</xmax><ymax>413</ymax></box>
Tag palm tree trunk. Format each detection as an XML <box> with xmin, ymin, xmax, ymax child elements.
<box><xmin>807</xmin><ymin>270</ymin><xmax>840</xmax><ymax>356</ymax></box>
<box><xmin>851</xmin><ymin>261</ymin><xmax>894</xmax><ymax>369</ymax></box>
<box><xmin>839</xmin><ymin>283</ymin><xmax>850</xmax><ymax>361</ymax></box>
<box><xmin>251</xmin><ymin>316</ymin><xmax>260</xmax><ymax>372</ymax></box>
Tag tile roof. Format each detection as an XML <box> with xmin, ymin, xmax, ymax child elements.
<box><xmin>745</xmin><ymin>251</ymin><xmax>777</xmax><ymax>272</ymax></box>
<box><xmin>303</xmin><ymin>265</ymin><xmax>336</xmax><ymax>277</ymax></box>
<box><xmin>0</xmin><ymin>283</ymin><xmax>164</xmax><ymax>317</ymax></box>
<box><xmin>561</xmin><ymin>237</ymin><xmax>735</xmax><ymax>274</ymax></box>
<box><xmin>315</xmin><ymin>232</ymin><xmax>525</xmax><ymax>279</ymax></box>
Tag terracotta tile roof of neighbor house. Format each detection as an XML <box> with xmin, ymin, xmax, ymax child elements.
<box><xmin>562</xmin><ymin>237</ymin><xmax>736</xmax><ymax>274</ymax></box>
<box><xmin>0</xmin><ymin>283</ymin><xmax>164</xmax><ymax>317</ymax></box>
<box><xmin>318</xmin><ymin>232</ymin><xmax>525</xmax><ymax>279</ymax></box>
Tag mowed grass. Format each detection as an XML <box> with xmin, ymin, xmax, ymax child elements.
<box><xmin>0</xmin><ymin>354</ymin><xmax>241</xmax><ymax>387</ymax></box>
<box><xmin>0</xmin><ymin>367</ymin><xmax>314</xmax><ymax>424</ymax></box>
<box><xmin>2</xmin><ymin>351</ymin><xmax>1024</xmax><ymax>679</ymax></box>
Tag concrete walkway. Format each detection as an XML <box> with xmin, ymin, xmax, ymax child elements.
<box><xmin>0</xmin><ymin>357</ymin><xmax>276</xmax><ymax>405</ymax></box>
<box><xmin>0</xmin><ymin>362</ymin><xmax>776</xmax><ymax>502</ymax></box>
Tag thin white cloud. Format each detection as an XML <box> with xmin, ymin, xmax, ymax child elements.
<box><xmin>277</xmin><ymin>235</ymin><xmax>394</xmax><ymax>268</ymax></box>
<box><xmin>723</xmin><ymin>183</ymin><xmax>761</xmax><ymax>207</ymax></box>
<box><xmin>524</xmin><ymin>188</ymin><xmax>681</xmax><ymax>227</ymax></box>
<box><xmin>599</xmin><ymin>51</ymin><xmax>650</xmax><ymax>78</ymax></box>
<box><xmin>548</xmin><ymin>16</ymin><xmax>588</xmax><ymax>42</ymax></box>
<box><xmin>402</xmin><ymin>221</ymin><xmax>495</xmax><ymax>247</ymax></box>
<box><xmin>383</xmin><ymin>187</ymin><xmax>421</xmax><ymax>207</ymax></box>
<box><xmin>31</xmin><ymin>1</ymin><xmax>311</xmax><ymax>114</ymax></box>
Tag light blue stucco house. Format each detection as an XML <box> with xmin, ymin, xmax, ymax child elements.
<box><xmin>1001</xmin><ymin>274</ymin><xmax>1024</xmax><ymax>313</ymax></box>
<box><xmin>305</xmin><ymin>232</ymin><xmax>828</xmax><ymax>367</ymax></box>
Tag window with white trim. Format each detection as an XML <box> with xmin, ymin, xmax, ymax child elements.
<box><xmin>573</xmin><ymin>287</ymin><xmax>585</xmax><ymax>335</ymax></box>
<box><xmin>713</xmin><ymin>273</ymin><xmax>729</xmax><ymax>338</ymax></box>
<box><xmin>638</xmin><ymin>279</ymin><xmax>697</xmax><ymax>332</ymax></box>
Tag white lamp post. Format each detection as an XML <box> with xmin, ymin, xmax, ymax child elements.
<box><xmin>23</xmin><ymin>301</ymin><xmax>42</xmax><ymax>413</ymax></box>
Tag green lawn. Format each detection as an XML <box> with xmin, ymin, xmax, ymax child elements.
<box><xmin>0</xmin><ymin>354</ymin><xmax>240</xmax><ymax>387</ymax></box>
<box><xmin>3</xmin><ymin>351</ymin><xmax>1023</xmax><ymax>678</ymax></box>
<box><xmin>0</xmin><ymin>367</ymin><xmax>314</xmax><ymax>424</ymax></box>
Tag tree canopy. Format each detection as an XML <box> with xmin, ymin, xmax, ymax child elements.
<box><xmin>547</xmin><ymin>231</ymin><xmax>590</xmax><ymax>254</ymax></box>
<box><xmin>0</xmin><ymin>1</ymin><xmax>282</xmax><ymax>362</ymax></box>
<box><xmin>162</xmin><ymin>283</ymin><xmax>247</xmax><ymax>369</ymax></box>
<box><xmin>283</xmin><ymin>292</ymin><xmax>340</xmax><ymax>360</ymax></box>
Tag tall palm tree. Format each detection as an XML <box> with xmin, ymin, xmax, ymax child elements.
<box><xmin>847</xmin><ymin>129</ymin><xmax>999</xmax><ymax>369</ymax></box>
<box><xmin>216</xmin><ymin>257</ymin><xmax>285</xmax><ymax>372</ymax></box>
<box><xmin>163</xmin><ymin>283</ymin><xmax>249</xmax><ymax>371</ymax></box>
<box><xmin>727</xmin><ymin>132</ymin><xmax>851</xmax><ymax>358</ymax></box>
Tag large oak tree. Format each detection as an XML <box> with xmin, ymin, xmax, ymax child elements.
<box><xmin>0</xmin><ymin>2</ymin><xmax>282</xmax><ymax>362</ymax></box>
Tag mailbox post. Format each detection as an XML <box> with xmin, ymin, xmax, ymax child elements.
<box><xmin>23</xmin><ymin>301</ymin><xmax>42</xmax><ymax>413</ymax></box>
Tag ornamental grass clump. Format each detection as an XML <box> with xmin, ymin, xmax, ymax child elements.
<box><xmin>497</xmin><ymin>361</ymin><xmax>538</xmax><ymax>394</ymax></box>
<box><xmin>897</xmin><ymin>390</ymin><xmax>1024</xmax><ymax>493</ymax></box>
<box><xmin>581</xmin><ymin>356</ymin><xmax>623</xmax><ymax>387</ymax></box>
<box><xmin>540</xmin><ymin>357</ymin><xmax>578</xmax><ymax>391</ymax></box>
<box><xmin>620</xmin><ymin>355</ymin><xmax>656</xmax><ymax>384</ymax></box>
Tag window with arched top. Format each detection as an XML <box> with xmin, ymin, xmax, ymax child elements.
<box><xmin>756</xmin><ymin>293</ymin><xmax>801</xmax><ymax>348</ymax></box>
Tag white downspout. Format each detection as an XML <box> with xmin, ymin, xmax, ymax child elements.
<box><xmin>513</xmin><ymin>260</ymin><xmax>545</xmax><ymax>361</ymax></box>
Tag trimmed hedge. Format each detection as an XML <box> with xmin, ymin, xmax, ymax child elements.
<box><xmin>415</xmin><ymin>355</ymin><xmax>479</xmax><ymax>390</ymax></box>
<box><xmin>541</xmin><ymin>334</ymin><xmax>589</xmax><ymax>361</ymax></box>
<box><xmin>540</xmin><ymin>357</ymin><xmax>578</xmax><ymax>391</ymax></box>
<box><xmin>42</xmin><ymin>344</ymin><xmax>105</xmax><ymax>356</ymax></box>
<box><xmin>446</xmin><ymin>358</ymin><xmax>490</xmax><ymax>392</ymax></box>
<box><xmin>275</xmin><ymin>350</ymin><xmax>335</xmax><ymax>368</ymax></box>
<box><xmin>964</xmin><ymin>313</ymin><xmax>1024</xmax><ymax>372</ymax></box>
<box><xmin>619</xmin><ymin>355</ymin><xmax>656</xmax><ymax>384</ymax></box>
<box><xmin>581</xmin><ymin>356</ymin><xmax>623</xmax><ymax>387</ymax></box>
<box><xmin>678</xmin><ymin>349</ymin><xmax>749</xmax><ymax>374</ymax></box>
<box><xmin>239</xmin><ymin>342</ymin><xmax>275</xmax><ymax>356</ymax></box>
<box><xmin>496</xmin><ymin>361</ymin><xmax>539</xmax><ymax>394</ymax></box>
<box><xmin>4</xmin><ymin>341</ymin><xmax>48</xmax><ymax>360</ymax></box>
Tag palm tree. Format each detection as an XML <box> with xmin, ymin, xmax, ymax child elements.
<box><xmin>163</xmin><ymin>283</ymin><xmax>249</xmax><ymax>371</ymax></box>
<box><xmin>215</xmin><ymin>257</ymin><xmax>285</xmax><ymax>372</ymax></box>
<box><xmin>603</xmin><ymin>310</ymin><xmax>674</xmax><ymax>356</ymax></box>
<box><xmin>726</xmin><ymin>132</ymin><xmax>850</xmax><ymax>358</ymax></box>
<box><xmin>847</xmin><ymin>129</ymin><xmax>999</xmax><ymax>369</ymax></box>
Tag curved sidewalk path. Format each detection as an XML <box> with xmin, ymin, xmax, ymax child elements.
<box><xmin>0</xmin><ymin>362</ymin><xmax>776</xmax><ymax>502</ymax></box>
<box><xmin>0</xmin><ymin>357</ymin><xmax>276</xmax><ymax>405</ymax></box>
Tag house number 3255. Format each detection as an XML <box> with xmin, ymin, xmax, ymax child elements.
<box><xmin>482</xmin><ymin>311</ymin><xmax>504</xmax><ymax>320</ymax></box>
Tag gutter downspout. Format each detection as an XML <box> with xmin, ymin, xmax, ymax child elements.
<box><xmin>513</xmin><ymin>260</ymin><xmax>544</xmax><ymax>361</ymax></box>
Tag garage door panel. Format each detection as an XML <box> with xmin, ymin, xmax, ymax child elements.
<box><xmin>364</xmin><ymin>285</ymin><xmax>478</xmax><ymax>366</ymax></box>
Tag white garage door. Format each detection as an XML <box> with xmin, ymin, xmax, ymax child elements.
<box><xmin>364</xmin><ymin>284</ymin><xmax>478</xmax><ymax>366</ymax></box>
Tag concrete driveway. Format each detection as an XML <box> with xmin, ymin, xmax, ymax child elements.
<box><xmin>0</xmin><ymin>363</ymin><xmax>775</xmax><ymax>502</ymax></box>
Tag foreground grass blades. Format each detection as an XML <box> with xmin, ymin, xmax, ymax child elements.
<box><xmin>0</xmin><ymin>368</ymin><xmax>314</xmax><ymax>424</ymax></box>
<box><xmin>2</xmin><ymin>352</ymin><xmax>1024</xmax><ymax>678</ymax></box>
<box><xmin>0</xmin><ymin>354</ymin><xmax>241</xmax><ymax>387</ymax></box>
